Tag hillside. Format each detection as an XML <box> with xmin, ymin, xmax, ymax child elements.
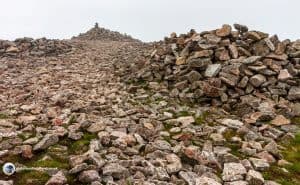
<box><xmin>0</xmin><ymin>24</ymin><xmax>299</xmax><ymax>185</ymax></box>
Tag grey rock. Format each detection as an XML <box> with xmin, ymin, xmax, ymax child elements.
<box><xmin>249</xmin><ymin>74</ymin><xmax>266</xmax><ymax>87</ymax></box>
<box><xmin>102</xmin><ymin>163</ymin><xmax>129</xmax><ymax>179</ymax></box>
<box><xmin>179</xmin><ymin>171</ymin><xmax>199</xmax><ymax>185</ymax></box>
<box><xmin>33</xmin><ymin>134</ymin><xmax>59</xmax><ymax>151</ymax></box>
<box><xmin>79</xmin><ymin>170</ymin><xmax>101</xmax><ymax>183</ymax></box>
<box><xmin>45</xmin><ymin>171</ymin><xmax>67</xmax><ymax>185</ymax></box>
<box><xmin>249</xmin><ymin>158</ymin><xmax>270</xmax><ymax>171</ymax></box>
<box><xmin>222</xmin><ymin>163</ymin><xmax>247</xmax><ymax>182</ymax></box>
<box><xmin>195</xmin><ymin>176</ymin><xmax>222</xmax><ymax>185</ymax></box>
<box><xmin>246</xmin><ymin>170</ymin><xmax>264</xmax><ymax>185</ymax></box>
<box><xmin>288</xmin><ymin>86</ymin><xmax>300</xmax><ymax>100</ymax></box>
<box><xmin>205</xmin><ymin>64</ymin><xmax>222</xmax><ymax>77</ymax></box>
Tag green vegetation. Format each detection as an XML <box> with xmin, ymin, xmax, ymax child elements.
<box><xmin>68</xmin><ymin>115</ymin><xmax>77</xmax><ymax>124</ymax></box>
<box><xmin>194</xmin><ymin>111</ymin><xmax>209</xmax><ymax>125</ymax></box>
<box><xmin>0</xmin><ymin>113</ymin><xmax>8</xmax><ymax>119</ymax></box>
<box><xmin>15</xmin><ymin>171</ymin><xmax>50</xmax><ymax>185</ymax></box>
<box><xmin>263</xmin><ymin>133</ymin><xmax>300</xmax><ymax>185</ymax></box>
<box><xmin>291</xmin><ymin>117</ymin><xmax>300</xmax><ymax>125</ymax></box>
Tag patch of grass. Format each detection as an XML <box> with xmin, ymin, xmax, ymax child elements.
<box><xmin>194</xmin><ymin>111</ymin><xmax>209</xmax><ymax>125</ymax></box>
<box><xmin>15</xmin><ymin>171</ymin><xmax>50</xmax><ymax>185</ymax></box>
<box><xmin>63</xmin><ymin>133</ymin><xmax>97</xmax><ymax>155</ymax></box>
<box><xmin>68</xmin><ymin>115</ymin><xmax>77</xmax><ymax>124</ymax></box>
<box><xmin>0</xmin><ymin>113</ymin><xmax>9</xmax><ymax>119</ymax></box>
<box><xmin>31</xmin><ymin>158</ymin><xmax>69</xmax><ymax>169</ymax></box>
<box><xmin>263</xmin><ymin>132</ymin><xmax>300</xmax><ymax>184</ymax></box>
<box><xmin>176</xmin><ymin>110</ymin><xmax>191</xmax><ymax>118</ymax></box>
<box><xmin>291</xmin><ymin>117</ymin><xmax>300</xmax><ymax>125</ymax></box>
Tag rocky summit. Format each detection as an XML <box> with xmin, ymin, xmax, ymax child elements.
<box><xmin>0</xmin><ymin>24</ymin><xmax>300</xmax><ymax>185</ymax></box>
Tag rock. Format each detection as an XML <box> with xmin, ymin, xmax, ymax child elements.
<box><xmin>246</xmin><ymin>170</ymin><xmax>264</xmax><ymax>185</ymax></box>
<box><xmin>33</xmin><ymin>134</ymin><xmax>59</xmax><ymax>151</ymax></box>
<box><xmin>242</xmin><ymin>56</ymin><xmax>262</xmax><ymax>64</ymax></box>
<box><xmin>102</xmin><ymin>163</ymin><xmax>129</xmax><ymax>179</ymax></box>
<box><xmin>195</xmin><ymin>176</ymin><xmax>221</xmax><ymax>185</ymax></box>
<box><xmin>156</xmin><ymin>167</ymin><xmax>170</xmax><ymax>181</ymax></box>
<box><xmin>176</xmin><ymin>57</ymin><xmax>186</xmax><ymax>65</ymax></box>
<box><xmin>177</xmin><ymin>116</ymin><xmax>195</xmax><ymax>127</ymax></box>
<box><xmin>205</xmin><ymin>64</ymin><xmax>222</xmax><ymax>77</ymax></box>
<box><xmin>69</xmin><ymin>163</ymin><xmax>89</xmax><ymax>174</ymax></box>
<box><xmin>271</xmin><ymin>115</ymin><xmax>290</xmax><ymax>126</ymax></box>
<box><xmin>45</xmin><ymin>171</ymin><xmax>67</xmax><ymax>185</ymax></box>
<box><xmin>222</xmin><ymin>163</ymin><xmax>247</xmax><ymax>182</ymax></box>
<box><xmin>249</xmin><ymin>74</ymin><xmax>266</xmax><ymax>87</ymax></box>
<box><xmin>225</xmin><ymin>181</ymin><xmax>249</xmax><ymax>185</ymax></box>
<box><xmin>0</xmin><ymin>180</ymin><xmax>13</xmax><ymax>185</ymax></box>
<box><xmin>21</xmin><ymin>145</ymin><xmax>33</xmax><ymax>159</ymax></box>
<box><xmin>288</xmin><ymin>86</ymin><xmax>300</xmax><ymax>100</ymax></box>
<box><xmin>179</xmin><ymin>171</ymin><xmax>198</xmax><ymax>185</ymax></box>
<box><xmin>216</xmin><ymin>24</ymin><xmax>232</xmax><ymax>37</ymax></box>
<box><xmin>79</xmin><ymin>170</ymin><xmax>101</xmax><ymax>183</ymax></box>
<box><xmin>188</xmin><ymin>58</ymin><xmax>212</xmax><ymax>68</ymax></box>
<box><xmin>187</xmin><ymin>70</ymin><xmax>202</xmax><ymax>83</ymax></box>
<box><xmin>249</xmin><ymin>158</ymin><xmax>270</xmax><ymax>171</ymax></box>
<box><xmin>220</xmin><ymin>119</ymin><xmax>244</xmax><ymax>129</ymax></box>
<box><xmin>234</xmin><ymin>23</ymin><xmax>248</xmax><ymax>33</ymax></box>
<box><xmin>292</xmin><ymin>103</ymin><xmax>300</xmax><ymax>116</ymax></box>
<box><xmin>278</xmin><ymin>69</ymin><xmax>292</xmax><ymax>81</ymax></box>
<box><xmin>166</xmin><ymin>154</ymin><xmax>182</xmax><ymax>174</ymax></box>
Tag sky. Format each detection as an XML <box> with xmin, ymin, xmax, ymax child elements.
<box><xmin>0</xmin><ymin>0</ymin><xmax>299</xmax><ymax>42</ymax></box>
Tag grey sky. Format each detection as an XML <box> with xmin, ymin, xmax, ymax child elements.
<box><xmin>0</xmin><ymin>0</ymin><xmax>299</xmax><ymax>42</ymax></box>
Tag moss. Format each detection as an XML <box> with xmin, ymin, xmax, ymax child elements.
<box><xmin>0</xmin><ymin>113</ymin><xmax>9</xmax><ymax>119</ymax></box>
<box><xmin>15</xmin><ymin>171</ymin><xmax>50</xmax><ymax>185</ymax></box>
<box><xmin>263</xmin><ymin>132</ymin><xmax>300</xmax><ymax>184</ymax></box>
<box><xmin>194</xmin><ymin>111</ymin><xmax>209</xmax><ymax>125</ymax></box>
<box><xmin>291</xmin><ymin>117</ymin><xmax>300</xmax><ymax>125</ymax></box>
<box><xmin>66</xmin><ymin>133</ymin><xmax>97</xmax><ymax>155</ymax></box>
<box><xmin>68</xmin><ymin>115</ymin><xmax>77</xmax><ymax>124</ymax></box>
<box><xmin>176</xmin><ymin>111</ymin><xmax>191</xmax><ymax>118</ymax></box>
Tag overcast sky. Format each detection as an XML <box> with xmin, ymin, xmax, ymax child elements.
<box><xmin>0</xmin><ymin>0</ymin><xmax>299</xmax><ymax>42</ymax></box>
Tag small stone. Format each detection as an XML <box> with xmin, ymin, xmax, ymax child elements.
<box><xmin>205</xmin><ymin>64</ymin><xmax>222</xmax><ymax>77</ymax></box>
<box><xmin>102</xmin><ymin>163</ymin><xmax>129</xmax><ymax>179</ymax></box>
<box><xmin>246</xmin><ymin>170</ymin><xmax>264</xmax><ymax>185</ymax></box>
<box><xmin>250</xmin><ymin>158</ymin><xmax>270</xmax><ymax>171</ymax></box>
<box><xmin>179</xmin><ymin>171</ymin><xmax>198</xmax><ymax>185</ymax></box>
<box><xmin>177</xmin><ymin>116</ymin><xmax>195</xmax><ymax>127</ymax></box>
<box><xmin>249</xmin><ymin>74</ymin><xmax>266</xmax><ymax>87</ymax></box>
<box><xmin>176</xmin><ymin>57</ymin><xmax>186</xmax><ymax>65</ymax></box>
<box><xmin>221</xmin><ymin>119</ymin><xmax>244</xmax><ymax>129</ymax></box>
<box><xmin>195</xmin><ymin>176</ymin><xmax>221</xmax><ymax>185</ymax></box>
<box><xmin>156</xmin><ymin>167</ymin><xmax>170</xmax><ymax>181</ymax></box>
<box><xmin>45</xmin><ymin>171</ymin><xmax>67</xmax><ymax>185</ymax></box>
<box><xmin>79</xmin><ymin>170</ymin><xmax>101</xmax><ymax>183</ymax></box>
<box><xmin>33</xmin><ymin>134</ymin><xmax>59</xmax><ymax>151</ymax></box>
<box><xmin>166</xmin><ymin>154</ymin><xmax>182</xmax><ymax>174</ymax></box>
<box><xmin>0</xmin><ymin>180</ymin><xmax>13</xmax><ymax>185</ymax></box>
<box><xmin>222</xmin><ymin>163</ymin><xmax>247</xmax><ymax>182</ymax></box>
<box><xmin>278</xmin><ymin>69</ymin><xmax>292</xmax><ymax>81</ymax></box>
<box><xmin>216</xmin><ymin>24</ymin><xmax>232</xmax><ymax>37</ymax></box>
<box><xmin>234</xmin><ymin>23</ymin><xmax>248</xmax><ymax>33</ymax></box>
<box><xmin>243</xmin><ymin>56</ymin><xmax>262</xmax><ymax>64</ymax></box>
<box><xmin>6</xmin><ymin>46</ymin><xmax>19</xmax><ymax>53</ymax></box>
<box><xmin>271</xmin><ymin>115</ymin><xmax>290</xmax><ymax>126</ymax></box>
<box><xmin>288</xmin><ymin>86</ymin><xmax>300</xmax><ymax>100</ymax></box>
<box><xmin>187</xmin><ymin>70</ymin><xmax>202</xmax><ymax>83</ymax></box>
<box><xmin>21</xmin><ymin>145</ymin><xmax>33</xmax><ymax>159</ymax></box>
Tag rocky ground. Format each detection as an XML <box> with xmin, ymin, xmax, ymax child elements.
<box><xmin>0</xmin><ymin>24</ymin><xmax>299</xmax><ymax>185</ymax></box>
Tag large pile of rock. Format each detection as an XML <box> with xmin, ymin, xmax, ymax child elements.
<box><xmin>134</xmin><ymin>24</ymin><xmax>300</xmax><ymax>113</ymax></box>
<box><xmin>0</xmin><ymin>37</ymin><xmax>72</xmax><ymax>58</ymax></box>
<box><xmin>73</xmin><ymin>23</ymin><xmax>140</xmax><ymax>42</ymax></box>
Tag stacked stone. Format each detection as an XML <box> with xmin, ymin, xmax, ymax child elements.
<box><xmin>0</xmin><ymin>37</ymin><xmax>72</xmax><ymax>58</ymax></box>
<box><xmin>73</xmin><ymin>23</ymin><xmax>140</xmax><ymax>42</ymax></box>
<box><xmin>134</xmin><ymin>24</ymin><xmax>300</xmax><ymax>111</ymax></box>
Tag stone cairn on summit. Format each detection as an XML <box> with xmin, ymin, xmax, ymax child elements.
<box><xmin>73</xmin><ymin>23</ymin><xmax>140</xmax><ymax>42</ymax></box>
<box><xmin>134</xmin><ymin>24</ymin><xmax>300</xmax><ymax>117</ymax></box>
<box><xmin>0</xmin><ymin>37</ymin><xmax>72</xmax><ymax>58</ymax></box>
